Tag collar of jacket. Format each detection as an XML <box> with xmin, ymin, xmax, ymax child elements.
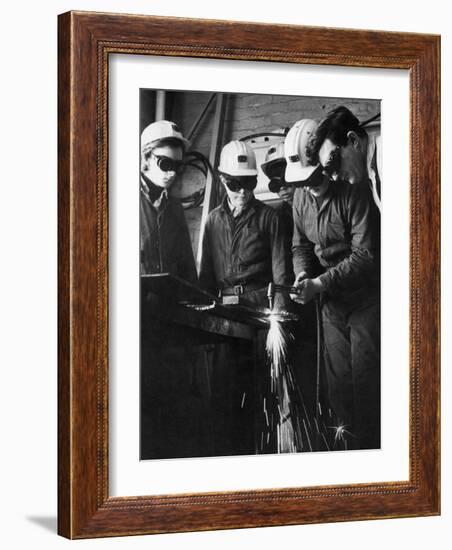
<box><xmin>140</xmin><ymin>173</ymin><xmax>168</xmax><ymax>208</ymax></box>
<box><xmin>220</xmin><ymin>194</ymin><xmax>260</xmax><ymax>219</ymax></box>
<box><xmin>301</xmin><ymin>181</ymin><xmax>336</xmax><ymax>210</ymax></box>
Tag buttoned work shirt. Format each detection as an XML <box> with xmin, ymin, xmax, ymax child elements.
<box><xmin>292</xmin><ymin>181</ymin><xmax>380</xmax><ymax>299</ymax></box>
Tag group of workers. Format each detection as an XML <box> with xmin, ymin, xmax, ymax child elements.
<box><xmin>140</xmin><ymin>105</ymin><xmax>381</xmax><ymax>456</ymax></box>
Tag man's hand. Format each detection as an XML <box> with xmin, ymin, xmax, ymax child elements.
<box><xmin>298</xmin><ymin>277</ymin><xmax>325</xmax><ymax>304</ymax></box>
<box><xmin>290</xmin><ymin>271</ymin><xmax>308</xmax><ymax>303</ymax></box>
<box><xmin>291</xmin><ymin>274</ymin><xmax>324</xmax><ymax>304</ymax></box>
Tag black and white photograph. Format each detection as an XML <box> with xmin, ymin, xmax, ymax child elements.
<box><xmin>139</xmin><ymin>89</ymin><xmax>381</xmax><ymax>460</ymax></box>
<box><xmin>0</xmin><ymin>0</ymin><xmax>446</xmax><ymax>545</ymax></box>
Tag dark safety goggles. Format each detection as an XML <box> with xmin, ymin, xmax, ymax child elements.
<box><xmin>152</xmin><ymin>152</ymin><xmax>184</xmax><ymax>173</ymax></box>
<box><xmin>293</xmin><ymin>164</ymin><xmax>327</xmax><ymax>188</ymax></box>
<box><xmin>268</xmin><ymin>177</ymin><xmax>292</xmax><ymax>193</ymax></box>
<box><xmin>221</xmin><ymin>174</ymin><xmax>257</xmax><ymax>192</ymax></box>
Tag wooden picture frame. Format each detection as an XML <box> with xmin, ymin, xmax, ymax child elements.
<box><xmin>58</xmin><ymin>11</ymin><xmax>440</xmax><ymax>538</ymax></box>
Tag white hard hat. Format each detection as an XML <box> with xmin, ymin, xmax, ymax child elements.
<box><xmin>218</xmin><ymin>140</ymin><xmax>257</xmax><ymax>177</ymax></box>
<box><xmin>141</xmin><ymin>120</ymin><xmax>189</xmax><ymax>154</ymax></box>
<box><xmin>284</xmin><ymin>119</ymin><xmax>319</xmax><ymax>183</ymax></box>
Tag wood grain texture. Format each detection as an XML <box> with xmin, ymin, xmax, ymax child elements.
<box><xmin>57</xmin><ymin>10</ymin><xmax>440</xmax><ymax>539</ymax></box>
<box><xmin>57</xmin><ymin>10</ymin><xmax>72</xmax><ymax>538</ymax></box>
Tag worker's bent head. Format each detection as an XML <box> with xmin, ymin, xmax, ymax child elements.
<box><xmin>308</xmin><ymin>107</ymin><xmax>369</xmax><ymax>186</ymax></box>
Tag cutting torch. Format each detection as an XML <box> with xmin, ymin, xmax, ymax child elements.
<box><xmin>267</xmin><ymin>282</ymin><xmax>301</xmax><ymax>310</ymax></box>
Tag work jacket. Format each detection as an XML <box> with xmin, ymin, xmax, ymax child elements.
<box><xmin>276</xmin><ymin>201</ymin><xmax>294</xmax><ymax>242</ymax></box>
<box><xmin>199</xmin><ymin>196</ymin><xmax>291</xmax><ymax>307</ymax></box>
<box><xmin>292</xmin><ymin>181</ymin><xmax>380</xmax><ymax>302</ymax></box>
<box><xmin>140</xmin><ymin>179</ymin><xmax>197</xmax><ymax>284</ymax></box>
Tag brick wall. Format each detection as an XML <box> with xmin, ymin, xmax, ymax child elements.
<box><xmin>170</xmin><ymin>91</ymin><xmax>380</xmax><ymax>162</ymax></box>
<box><xmin>225</xmin><ymin>93</ymin><xmax>379</xmax><ymax>141</ymax></box>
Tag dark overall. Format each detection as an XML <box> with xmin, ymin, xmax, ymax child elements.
<box><xmin>199</xmin><ymin>197</ymin><xmax>292</xmax><ymax>455</ymax></box>
<box><xmin>140</xmin><ymin>182</ymin><xmax>207</xmax><ymax>458</ymax></box>
<box><xmin>292</xmin><ymin>181</ymin><xmax>381</xmax><ymax>449</ymax></box>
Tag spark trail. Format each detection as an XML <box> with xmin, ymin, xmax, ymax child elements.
<box><xmin>266</xmin><ymin>313</ymin><xmax>294</xmax><ymax>378</ymax></box>
<box><xmin>261</xmin><ymin>312</ymin><xmax>346</xmax><ymax>454</ymax></box>
<box><xmin>263</xmin><ymin>313</ymin><xmax>311</xmax><ymax>453</ymax></box>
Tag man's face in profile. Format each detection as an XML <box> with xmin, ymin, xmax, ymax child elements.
<box><xmin>318</xmin><ymin>135</ymin><xmax>365</xmax><ymax>185</ymax></box>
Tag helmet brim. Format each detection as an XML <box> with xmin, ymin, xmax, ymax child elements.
<box><xmin>218</xmin><ymin>168</ymin><xmax>258</xmax><ymax>177</ymax></box>
<box><xmin>285</xmin><ymin>162</ymin><xmax>319</xmax><ymax>183</ymax></box>
<box><xmin>142</xmin><ymin>135</ymin><xmax>190</xmax><ymax>155</ymax></box>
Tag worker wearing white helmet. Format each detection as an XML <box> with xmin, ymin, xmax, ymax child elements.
<box><xmin>199</xmin><ymin>139</ymin><xmax>292</xmax><ymax>455</ymax></box>
<box><xmin>199</xmin><ymin>139</ymin><xmax>291</xmax><ymax>307</ymax></box>
<box><xmin>262</xmin><ymin>141</ymin><xmax>295</xmax><ymax>206</ymax></box>
<box><xmin>286</xmin><ymin>117</ymin><xmax>381</xmax><ymax>450</ymax></box>
<box><xmin>215</xmin><ymin>140</ymin><xmax>259</xmax><ymax>217</ymax></box>
<box><xmin>140</xmin><ymin>119</ymin><xmax>196</xmax><ymax>282</ymax></box>
<box><xmin>140</xmin><ymin>120</ymin><xmax>198</xmax><ymax>460</ymax></box>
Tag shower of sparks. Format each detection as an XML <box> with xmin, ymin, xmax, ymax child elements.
<box><xmin>257</xmin><ymin>311</ymin><xmax>344</xmax><ymax>454</ymax></box>
<box><xmin>265</xmin><ymin>313</ymin><xmax>294</xmax><ymax>379</ymax></box>
<box><xmin>263</xmin><ymin>313</ymin><xmax>309</xmax><ymax>454</ymax></box>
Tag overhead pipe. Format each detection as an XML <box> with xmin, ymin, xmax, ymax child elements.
<box><xmin>155</xmin><ymin>90</ymin><xmax>166</xmax><ymax>121</ymax></box>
